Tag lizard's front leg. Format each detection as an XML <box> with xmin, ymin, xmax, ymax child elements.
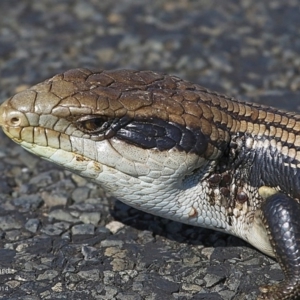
<box><xmin>258</xmin><ymin>187</ymin><xmax>300</xmax><ymax>300</ymax></box>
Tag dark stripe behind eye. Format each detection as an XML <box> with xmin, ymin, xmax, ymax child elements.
<box><xmin>115</xmin><ymin>118</ymin><xmax>209</xmax><ymax>155</ymax></box>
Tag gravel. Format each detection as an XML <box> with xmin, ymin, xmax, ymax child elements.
<box><xmin>1</xmin><ymin>0</ymin><xmax>300</xmax><ymax>299</ymax></box>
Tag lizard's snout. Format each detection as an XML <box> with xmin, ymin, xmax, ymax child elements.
<box><xmin>0</xmin><ymin>99</ymin><xmax>30</xmax><ymax>140</ymax></box>
<box><xmin>0</xmin><ymin>101</ymin><xmax>26</xmax><ymax>126</ymax></box>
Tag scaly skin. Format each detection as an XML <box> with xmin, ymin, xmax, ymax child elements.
<box><xmin>1</xmin><ymin>69</ymin><xmax>300</xmax><ymax>299</ymax></box>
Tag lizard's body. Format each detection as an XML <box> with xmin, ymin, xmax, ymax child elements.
<box><xmin>1</xmin><ymin>69</ymin><xmax>300</xmax><ymax>299</ymax></box>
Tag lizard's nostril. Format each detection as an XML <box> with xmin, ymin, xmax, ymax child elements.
<box><xmin>0</xmin><ymin>100</ymin><xmax>29</xmax><ymax>128</ymax></box>
<box><xmin>5</xmin><ymin>111</ymin><xmax>27</xmax><ymax>127</ymax></box>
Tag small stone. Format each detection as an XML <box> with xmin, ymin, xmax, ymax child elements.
<box><xmin>37</xmin><ymin>270</ymin><xmax>59</xmax><ymax>281</ymax></box>
<box><xmin>100</xmin><ymin>239</ymin><xmax>124</xmax><ymax>248</ymax></box>
<box><xmin>23</xmin><ymin>262</ymin><xmax>34</xmax><ymax>271</ymax></box>
<box><xmin>71</xmin><ymin>187</ymin><xmax>90</xmax><ymax>203</ymax></box>
<box><xmin>0</xmin><ymin>216</ymin><xmax>22</xmax><ymax>230</ymax></box>
<box><xmin>49</xmin><ymin>209</ymin><xmax>78</xmax><ymax>223</ymax></box>
<box><xmin>63</xmin><ymin>263</ymin><xmax>76</xmax><ymax>273</ymax></box>
<box><xmin>119</xmin><ymin>270</ymin><xmax>138</xmax><ymax>282</ymax></box>
<box><xmin>61</xmin><ymin>231</ymin><xmax>71</xmax><ymax>240</ymax></box>
<box><xmin>6</xmin><ymin>280</ymin><xmax>20</xmax><ymax>289</ymax></box>
<box><xmin>150</xmin><ymin>275</ymin><xmax>179</xmax><ymax>293</ymax></box>
<box><xmin>70</xmin><ymin>210</ymin><xmax>80</xmax><ymax>218</ymax></box>
<box><xmin>137</xmin><ymin>230</ymin><xmax>155</xmax><ymax>244</ymax></box>
<box><xmin>19</xmin><ymin>183</ymin><xmax>38</xmax><ymax>194</ymax></box>
<box><xmin>183</xmin><ymin>255</ymin><xmax>201</xmax><ymax>265</ymax></box>
<box><xmin>15</xmin><ymin>272</ymin><xmax>36</xmax><ymax>281</ymax></box>
<box><xmin>102</xmin><ymin>285</ymin><xmax>118</xmax><ymax>298</ymax></box>
<box><xmin>41</xmin><ymin>191</ymin><xmax>69</xmax><ymax>207</ymax></box>
<box><xmin>16</xmin><ymin>243</ymin><xmax>29</xmax><ymax>252</ymax></box>
<box><xmin>115</xmin><ymin>292</ymin><xmax>141</xmax><ymax>300</ymax></box>
<box><xmin>81</xmin><ymin>245</ymin><xmax>98</xmax><ymax>261</ymax></box>
<box><xmin>79</xmin><ymin>212</ymin><xmax>101</xmax><ymax>225</ymax></box>
<box><xmin>25</xmin><ymin>218</ymin><xmax>40</xmax><ymax>233</ymax></box>
<box><xmin>204</xmin><ymin>273</ymin><xmax>226</xmax><ymax>288</ymax></box>
<box><xmin>201</xmin><ymin>247</ymin><xmax>215</xmax><ymax>259</ymax></box>
<box><xmin>41</xmin><ymin>222</ymin><xmax>70</xmax><ymax>236</ymax></box>
<box><xmin>103</xmin><ymin>270</ymin><xmax>116</xmax><ymax>285</ymax></box>
<box><xmin>5</xmin><ymin>230</ymin><xmax>22</xmax><ymax>241</ymax></box>
<box><xmin>46</xmin><ymin>178</ymin><xmax>76</xmax><ymax>192</ymax></box>
<box><xmin>52</xmin><ymin>282</ymin><xmax>63</xmax><ymax>292</ymax></box>
<box><xmin>71</xmin><ymin>174</ymin><xmax>88</xmax><ymax>187</ymax></box>
<box><xmin>182</xmin><ymin>283</ymin><xmax>202</xmax><ymax>292</ymax></box>
<box><xmin>111</xmin><ymin>258</ymin><xmax>128</xmax><ymax>272</ymax></box>
<box><xmin>104</xmin><ymin>247</ymin><xmax>121</xmax><ymax>257</ymax></box>
<box><xmin>72</xmin><ymin>223</ymin><xmax>95</xmax><ymax>235</ymax></box>
<box><xmin>13</xmin><ymin>195</ymin><xmax>43</xmax><ymax>211</ymax></box>
<box><xmin>66</xmin><ymin>273</ymin><xmax>81</xmax><ymax>284</ymax></box>
<box><xmin>243</xmin><ymin>258</ymin><xmax>261</xmax><ymax>265</ymax></box>
<box><xmin>40</xmin><ymin>291</ymin><xmax>51</xmax><ymax>298</ymax></box>
<box><xmin>29</xmin><ymin>171</ymin><xmax>60</xmax><ymax>187</ymax></box>
<box><xmin>40</xmin><ymin>257</ymin><xmax>55</xmax><ymax>265</ymax></box>
<box><xmin>77</xmin><ymin>269</ymin><xmax>100</xmax><ymax>281</ymax></box>
<box><xmin>219</xmin><ymin>290</ymin><xmax>236</xmax><ymax>299</ymax></box>
<box><xmin>105</xmin><ymin>221</ymin><xmax>125</xmax><ymax>234</ymax></box>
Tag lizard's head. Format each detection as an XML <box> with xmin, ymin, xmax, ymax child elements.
<box><xmin>0</xmin><ymin>68</ymin><xmax>225</xmax><ymax>216</ymax></box>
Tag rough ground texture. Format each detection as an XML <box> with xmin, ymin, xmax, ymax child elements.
<box><xmin>0</xmin><ymin>1</ymin><xmax>300</xmax><ymax>299</ymax></box>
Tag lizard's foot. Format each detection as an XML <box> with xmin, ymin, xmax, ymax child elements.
<box><xmin>258</xmin><ymin>187</ymin><xmax>300</xmax><ymax>300</ymax></box>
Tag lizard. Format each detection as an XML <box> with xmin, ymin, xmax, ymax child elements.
<box><xmin>0</xmin><ymin>68</ymin><xmax>300</xmax><ymax>299</ymax></box>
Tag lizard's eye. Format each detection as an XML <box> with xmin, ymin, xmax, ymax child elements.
<box><xmin>76</xmin><ymin>115</ymin><xmax>111</xmax><ymax>134</ymax></box>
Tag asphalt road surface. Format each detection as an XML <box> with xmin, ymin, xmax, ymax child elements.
<box><xmin>0</xmin><ymin>1</ymin><xmax>300</xmax><ymax>299</ymax></box>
